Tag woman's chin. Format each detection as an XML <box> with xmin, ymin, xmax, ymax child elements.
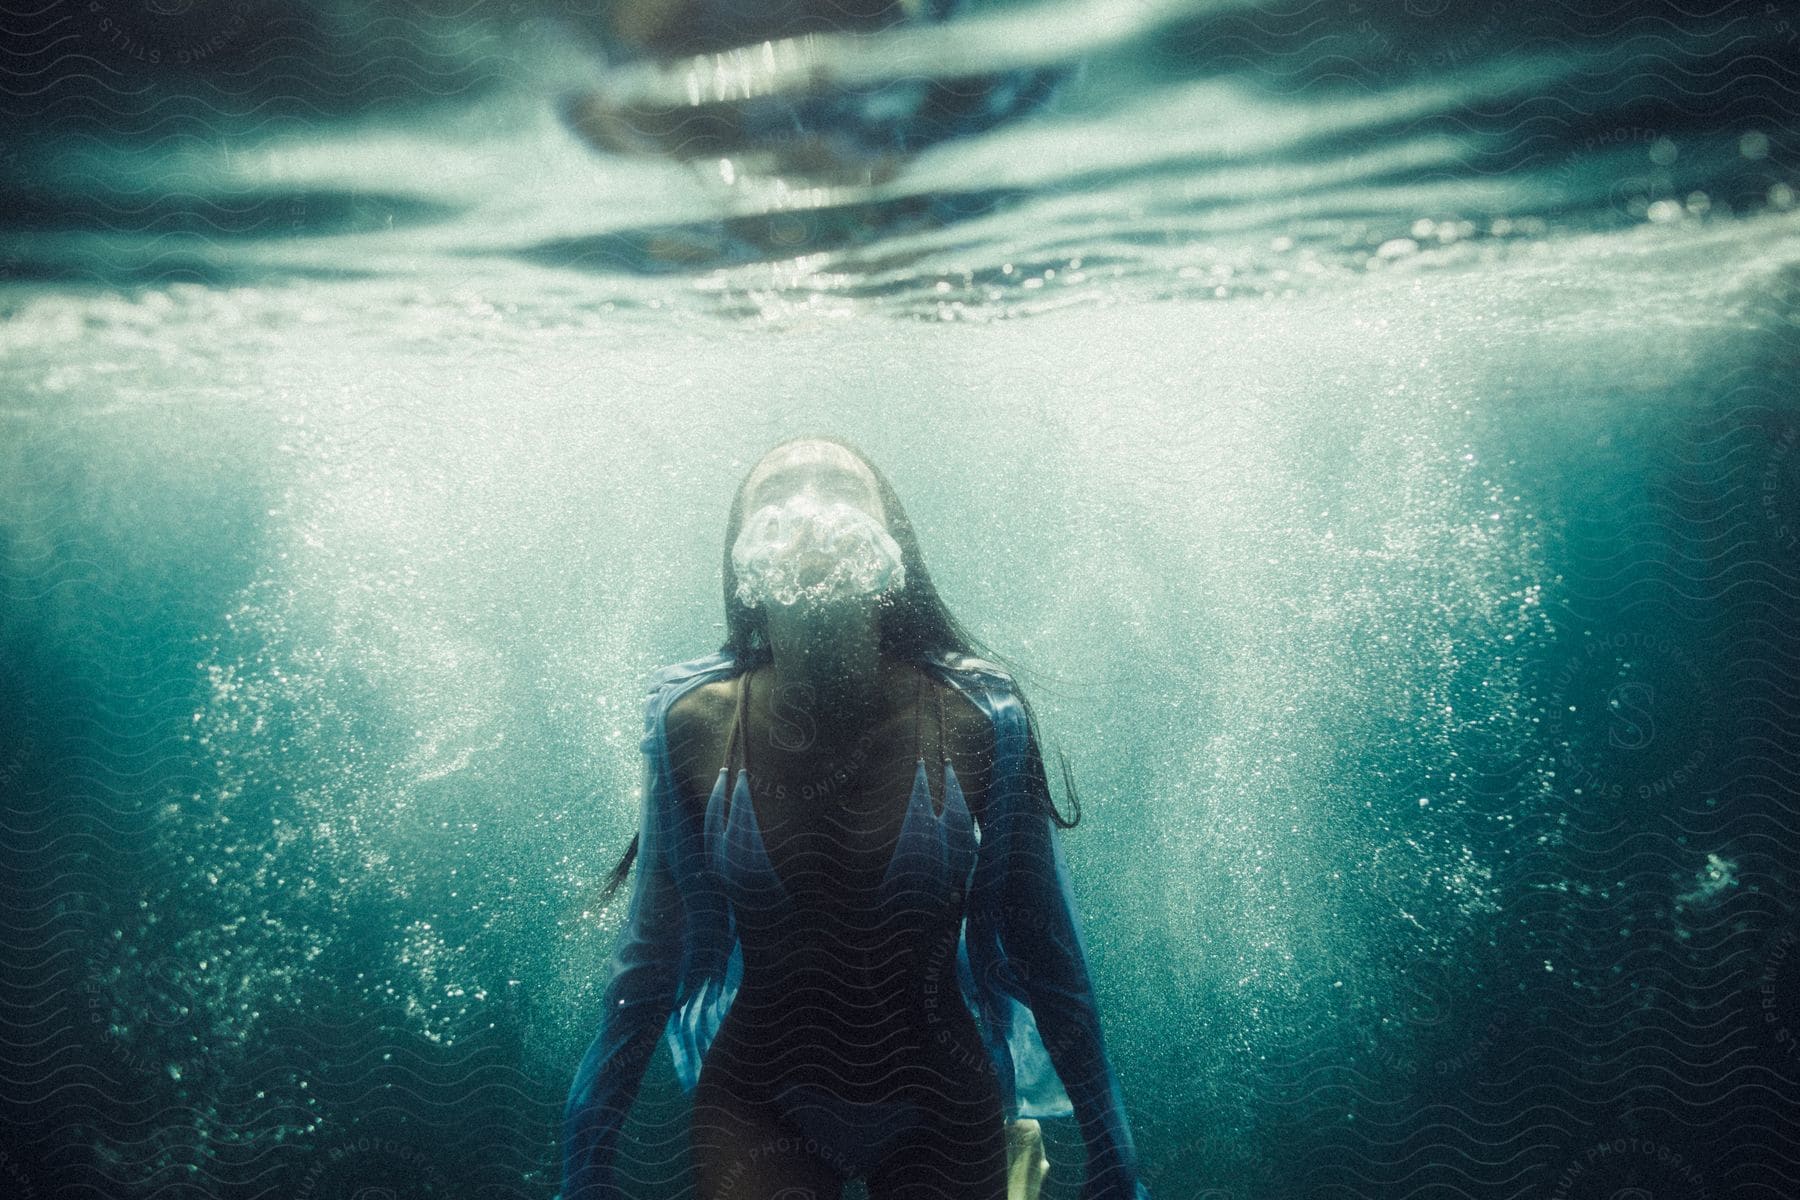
<box><xmin>763</xmin><ymin>588</ymin><xmax>885</xmax><ymax>625</ymax></box>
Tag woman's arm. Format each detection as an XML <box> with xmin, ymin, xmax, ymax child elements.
<box><xmin>996</xmin><ymin>716</ymin><xmax>1150</xmax><ymax>1200</ymax></box>
<box><xmin>561</xmin><ymin>709</ymin><xmax>687</xmax><ymax>1200</ymax></box>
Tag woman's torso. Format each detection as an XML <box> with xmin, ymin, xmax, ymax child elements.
<box><xmin>666</xmin><ymin>658</ymin><xmax>995</xmax><ymax>1093</ymax></box>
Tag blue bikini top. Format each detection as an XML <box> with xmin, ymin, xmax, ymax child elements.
<box><xmin>705</xmin><ymin>665</ymin><xmax>978</xmax><ymax>918</ymax></box>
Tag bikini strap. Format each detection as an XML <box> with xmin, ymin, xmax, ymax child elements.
<box><xmin>937</xmin><ymin>672</ymin><xmax>947</xmax><ymax>778</ymax></box>
<box><xmin>722</xmin><ymin>668</ymin><xmax>750</xmax><ymax>821</ymax></box>
<box><xmin>916</xmin><ymin>664</ymin><xmax>948</xmax><ymax>815</ymax></box>
<box><xmin>914</xmin><ymin>666</ymin><xmax>925</xmax><ymax>765</ymax></box>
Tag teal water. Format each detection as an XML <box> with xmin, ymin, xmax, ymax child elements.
<box><xmin>2</xmin><ymin>2</ymin><xmax>1799</xmax><ymax>1197</ymax></box>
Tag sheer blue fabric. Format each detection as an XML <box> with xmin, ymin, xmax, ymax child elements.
<box><xmin>561</xmin><ymin>648</ymin><xmax>1149</xmax><ymax>1200</ymax></box>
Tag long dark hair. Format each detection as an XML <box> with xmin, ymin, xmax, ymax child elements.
<box><xmin>598</xmin><ymin>434</ymin><xmax>1080</xmax><ymax>903</ymax></box>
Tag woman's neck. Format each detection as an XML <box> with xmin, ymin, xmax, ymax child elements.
<box><xmin>762</xmin><ymin>603</ymin><xmax>891</xmax><ymax>742</ymax></box>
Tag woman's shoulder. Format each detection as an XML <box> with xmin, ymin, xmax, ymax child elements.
<box><xmin>638</xmin><ymin>652</ymin><xmax>740</xmax><ymax>747</ymax></box>
<box><xmin>926</xmin><ymin>650</ymin><xmax>1026</xmax><ymax>721</ymax></box>
<box><xmin>925</xmin><ymin>649</ymin><xmax>1016</xmax><ymax>688</ymax></box>
<box><xmin>644</xmin><ymin>650</ymin><xmax>738</xmax><ymax>696</ymax></box>
<box><xmin>923</xmin><ymin>650</ymin><xmax>1029</xmax><ymax>761</ymax></box>
<box><xmin>665</xmin><ymin>676</ymin><xmax>735</xmax><ymax>743</ymax></box>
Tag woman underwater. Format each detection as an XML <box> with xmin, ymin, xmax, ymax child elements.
<box><xmin>562</xmin><ymin>436</ymin><xmax>1149</xmax><ymax>1200</ymax></box>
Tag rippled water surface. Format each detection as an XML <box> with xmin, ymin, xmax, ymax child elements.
<box><xmin>3</xmin><ymin>1</ymin><xmax>1799</xmax><ymax>1197</ymax></box>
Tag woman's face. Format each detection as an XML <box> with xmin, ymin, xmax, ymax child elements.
<box><xmin>733</xmin><ymin>442</ymin><xmax>904</xmax><ymax>612</ymax></box>
<box><xmin>742</xmin><ymin>442</ymin><xmax>886</xmax><ymax>528</ymax></box>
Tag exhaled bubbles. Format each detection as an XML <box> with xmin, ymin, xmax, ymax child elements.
<box><xmin>732</xmin><ymin>494</ymin><xmax>906</xmax><ymax>610</ymax></box>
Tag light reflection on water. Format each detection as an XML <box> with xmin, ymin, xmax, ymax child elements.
<box><xmin>3</xmin><ymin>0</ymin><xmax>1794</xmax><ymax>317</ymax></box>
